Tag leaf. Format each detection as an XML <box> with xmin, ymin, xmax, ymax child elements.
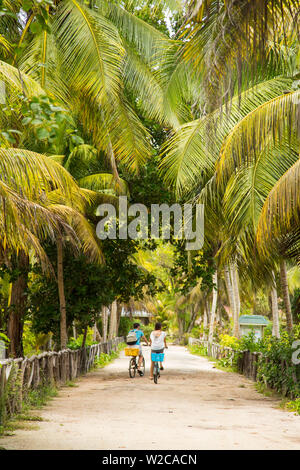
<box><xmin>36</xmin><ymin>127</ymin><xmax>50</xmax><ymax>139</ymax></box>
<box><xmin>30</xmin><ymin>21</ymin><xmax>43</xmax><ymax>35</ymax></box>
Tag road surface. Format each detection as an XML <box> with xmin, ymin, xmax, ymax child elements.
<box><xmin>1</xmin><ymin>345</ymin><xmax>300</xmax><ymax>450</ymax></box>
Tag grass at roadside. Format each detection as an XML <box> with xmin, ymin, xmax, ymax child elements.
<box><xmin>188</xmin><ymin>344</ymin><xmax>238</xmax><ymax>373</ymax></box>
<box><xmin>279</xmin><ymin>398</ymin><xmax>300</xmax><ymax>415</ymax></box>
<box><xmin>93</xmin><ymin>342</ymin><xmax>126</xmax><ymax>369</ymax></box>
<box><xmin>0</xmin><ymin>384</ymin><xmax>56</xmax><ymax>437</ymax></box>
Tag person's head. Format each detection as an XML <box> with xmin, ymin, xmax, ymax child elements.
<box><xmin>155</xmin><ymin>322</ymin><xmax>162</xmax><ymax>331</ymax></box>
<box><xmin>133</xmin><ymin>323</ymin><xmax>140</xmax><ymax>330</ymax></box>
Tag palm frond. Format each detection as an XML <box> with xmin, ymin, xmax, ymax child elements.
<box><xmin>78</xmin><ymin>173</ymin><xmax>129</xmax><ymax>196</ymax></box>
<box><xmin>217</xmin><ymin>90</ymin><xmax>300</xmax><ymax>180</ymax></box>
<box><xmin>53</xmin><ymin>0</ymin><xmax>124</xmax><ymax>105</ymax></box>
<box><xmin>160</xmin><ymin>76</ymin><xmax>294</xmax><ymax>194</ymax></box>
<box><xmin>0</xmin><ymin>147</ymin><xmax>78</xmax><ymax>201</ymax></box>
<box><xmin>49</xmin><ymin>204</ymin><xmax>103</xmax><ymax>264</ymax></box>
<box><xmin>257</xmin><ymin>156</ymin><xmax>300</xmax><ymax>255</ymax></box>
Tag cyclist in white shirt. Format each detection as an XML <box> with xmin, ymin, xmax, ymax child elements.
<box><xmin>149</xmin><ymin>322</ymin><xmax>168</xmax><ymax>380</ymax></box>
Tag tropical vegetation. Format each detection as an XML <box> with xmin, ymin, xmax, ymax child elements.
<box><xmin>0</xmin><ymin>0</ymin><xmax>299</xmax><ymax>385</ymax></box>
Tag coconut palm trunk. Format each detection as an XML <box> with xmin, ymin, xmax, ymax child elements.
<box><xmin>102</xmin><ymin>305</ymin><xmax>108</xmax><ymax>342</ymax></box>
<box><xmin>108</xmin><ymin>300</ymin><xmax>118</xmax><ymax>340</ymax></box>
<box><xmin>271</xmin><ymin>271</ymin><xmax>280</xmax><ymax>338</ymax></box>
<box><xmin>7</xmin><ymin>251</ymin><xmax>29</xmax><ymax>358</ymax></box>
<box><xmin>280</xmin><ymin>259</ymin><xmax>293</xmax><ymax>334</ymax></box>
<box><xmin>57</xmin><ymin>235</ymin><xmax>67</xmax><ymax>350</ymax></box>
<box><xmin>224</xmin><ymin>264</ymin><xmax>236</xmax><ymax>324</ymax></box>
<box><xmin>230</xmin><ymin>263</ymin><xmax>240</xmax><ymax>338</ymax></box>
<box><xmin>93</xmin><ymin>322</ymin><xmax>101</xmax><ymax>342</ymax></box>
<box><xmin>116</xmin><ymin>302</ymin><xmax>122</xmax><ymax>337</ymax></box>
<box><xmin>176</xmin><ymin>309</ymin><xmax>185</xmax><ymax>339</ymax></box>
<box><xmin>208</xmin><ymin>271</ymin><xmax>218</xmax><ymax>343</ymax></box>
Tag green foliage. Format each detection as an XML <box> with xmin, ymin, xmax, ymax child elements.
<box><xmin>188</xmin><ymin>344</ymin><xmax>208</xmax><ymax>356</ymax></box>
<box><xmin>140</xmin><ymin>323</ymin><xmax>156</xmax><ymax>339</ymax></box>
<box><xmin>22</xmin><ymin>321</ymin><xmax>51</xmax><ymax>357</ymax></box>
<box><xmin>93</xmin><ymin>342</ymin><xmax>125</xmax><ymax>368</ymax></box>
<box><xmin>216</xmin><ymin>356</ymin><xmax>236</xmax><ymax>371</ymax></box>
<box><xmin>256</xmin><ymin>331</ymin><xmax>300</xmax><ymax>398</ymax></box>
<box><xmin>118</xmin><ymin>317</ymin><xmax>133</xmax><ymax>338</ymax></box>
<box><xmin>170</xmin><ymin>244</ymin><xmax>215</xmax><ymax>296</ymax></box>
<box><xmin>22</xmin><ymin>385</ymin><xmax>58</xmax><ymax>412</ymax></box>
<box><xmin>285</xmin><ymin>398</ymin><xmax>300</xmax><ymax>415</ymax></box>
<box><xmin>28</xmin><ymin>242</ymin><xmax>158</xmax><ymax>345</ymax></box>
<box><xmin>0</xmin><ymin>331</ymin><xmax>9</xmax><ymax>344</ymax></box>
<box><xmin>219</xmin><ymin>334</ymin><xmax>240</xmax><ymax>350</ymax></box>
<box><xmin>67</xmin><ymin>328</ymin><xmax>97</xmax><ymax>350</ymax></box>
<box><xmin>212</xmin><ymin>330</ymin><xmax>300</xmax><ymax>398</ymax></box>
<box><xmin>21</xmin><ymin>94</ymin><xmax>83</xmax><ymax>154</ymax></box>
<box><xmin>0</xmin><ymin>363</ymin><xmax>22</xmax><ymax>428</ymax></box>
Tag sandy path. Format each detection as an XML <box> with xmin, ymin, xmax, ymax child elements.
<box><xmin>1</xmin><ymin>345</ymin><xmax>300</xmax><ymax>450</ymax></box>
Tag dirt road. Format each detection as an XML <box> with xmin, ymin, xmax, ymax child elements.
<box><xmin>1</xmin><ymin>345</ymin><xmax>300</xmax><ymax>450</ymax></box>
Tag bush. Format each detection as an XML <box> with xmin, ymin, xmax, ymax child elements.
<box><xmin>286</xmin><ymin>398</ymin><xmax>300</xmax><ymax>415</ymax></box>
<box><xmin>188</xmin><ymin>344</ymin><xmax>208</xmax><ymax>356</ymax></box>
<box><xmin>93</xmin><ymin>343</ymin><xmax>125</xmax><ymax>368</ymax></box>
<box><xmin>219</xmin><ymin>334</ymin><xmax>240</xmax><ymax>350</ymax></box>
<box><xmin>256</xmin><ymin>331</ymin><xmax>300</xmax><ymax>398</ymax></box>
<box><xmin>67</xmin><ymin>327</ymin><xmax>97</xmax><ymax>350</ymax></box>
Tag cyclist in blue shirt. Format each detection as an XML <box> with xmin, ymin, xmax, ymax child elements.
<box><xmin>129</xmin><ymin>323</ymin><xmax>149</xmax><ymax>375</ymax></box>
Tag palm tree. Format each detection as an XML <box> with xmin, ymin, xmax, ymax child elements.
<box><xmin>3</xmin><ymin>0</ymin><xmax>177</xmax><ymax>177</ymax></box>
<box><xmin>180</xmin><ymin>0</ymin><xmax>298</xmax><ymax>104</ymax></box>
<box><xmin>160</xmin><ymin>27</ymin><xmax>299</xmax><ymax>335</ymax></box>
<box><xmin>0</xmin><ymin>145</ymin><xmax>104</xmax><ymax>355</ymax></box>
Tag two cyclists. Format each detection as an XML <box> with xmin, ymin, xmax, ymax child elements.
<box><xmin>126</xmin><ymin>321</ymin><xmax>167</xmax><ymax>379</ymax></box>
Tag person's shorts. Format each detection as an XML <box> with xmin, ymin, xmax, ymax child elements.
<box><xmin>138</xmin><ymin>344</ymin><xmax>143</xmax><ymax>356</ymax></box>
<box><xmin>151</xmin><ymin>348</ymin><xmax>164</xmax><ymax>355</ymax></box>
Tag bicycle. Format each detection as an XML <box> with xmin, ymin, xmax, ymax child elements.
<box><xmin>151</xmin><ymin>351</ymin><xmax>165</xmax><ymax>384</ymax></box>
<box><xmin>125</xmin><ymin>346</ymin><xmax>145</xmax><ymax>378</ymax></box>
<box><xmin>128</xmin><ymin>355</ymin><xmax>145</xmax><ymax>378</ymax></box>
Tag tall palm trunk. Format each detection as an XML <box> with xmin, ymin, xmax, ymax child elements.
<box><xmin>108</xmin><ymin>300</ymin><xmax>117</xmax><ymax>340</ymax></box>
<box><xmin>280</xmin><ymin>259</ymin><xmax>293</xmax><ymax>334</ymax></box>
<box><xmin>271</xmin><ymin>271</ymin><xmax>280</xmax><ymax>338</ymax></box>
<box><xmin>203</xmin><ymin>298</ymin><xmax>210</xmax><ymax>339</ymax></box>
<box><xmin>176</xmin><ymin>309</ymin><xmax>185</xmax><ymax>339</ymax></box>
<box><xmin>93</xmin><ymin>322</ymin><xmax>101</xmax><ymax>342</ymax></box>
<box><xmin>7</xmin><ymin>251</ymin><xmax>29</xmax><ymax>358</ymax></box>
<box><xmin>57</xmin><ymin>236</ymin><xmax>67</xmax><ymax>349</ymax></box>
<box><xmin>230</xmin><ymin>263</ymin><xmax>240</xmax><ymax>338</ymax></box>
<box><xmin>224</xmin><ymin>264</ymin><xmax>236</xmax><ymax>330</ymax></box>
<box><xmin>102</xmin><ymin>305</ymin><xmax>108</xmax><ymax>342</ymax></box>
<box><xmin>208</xmin><ymin>271</ymin><xmax>218</xmax><ymax>343</ymax></box>
<box><xmin>116</xmin><ymin>302</ymin><xmax>122</xmax><ymax>337</ymax></box>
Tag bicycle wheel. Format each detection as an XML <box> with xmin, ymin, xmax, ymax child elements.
<box><xmin>153</xmin><ymin>362</ymin><xmax>159</xmax><ymax>384</ymax></box>
<box><xmin>129</xmin><ymin>357</ymin><xmax>136</xmax><ymax>378</ymax></box>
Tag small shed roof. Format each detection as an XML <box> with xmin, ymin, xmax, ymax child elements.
<box><xmin>239</xmin><ymin>315</ymin><xmax>269</xmax><ymax>326</ymax></box>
